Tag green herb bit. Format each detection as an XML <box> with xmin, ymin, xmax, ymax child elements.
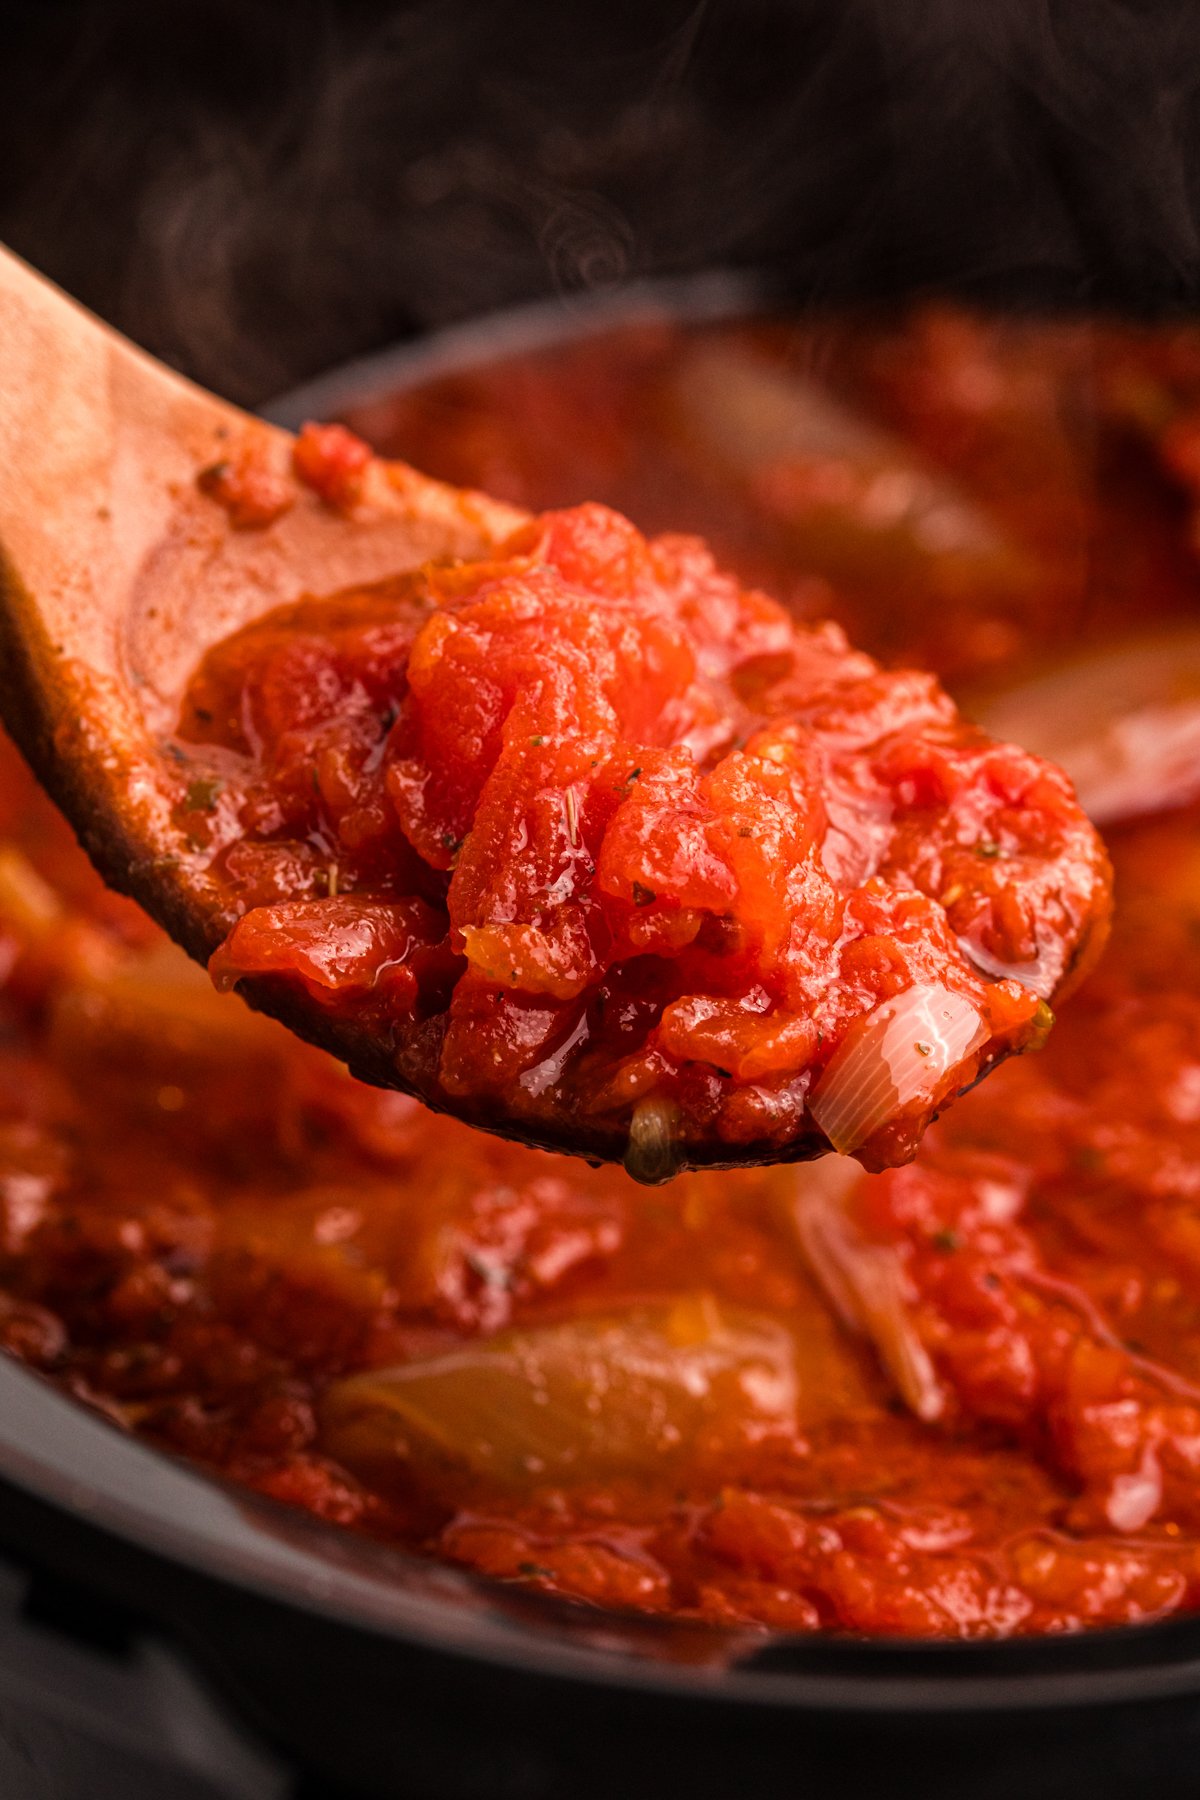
<box><xmin>184</xmin><ymin>775</ymin><xmax>223</xmax><ymax>812</ymax></box>
<box><xmin>1029</xmin><ymin>999</ymin><xmax>1055</xmax><ymax>1050</ymax></box>
<box><xmin>1072</xmin><ymin>1143</ymin><xmax>1107</xmax><ymax>1174</ymax></box>
<box><xmin>632</xmin><ymin>881</ymin><xmax>657</xmax><ymax>907</ymax></box>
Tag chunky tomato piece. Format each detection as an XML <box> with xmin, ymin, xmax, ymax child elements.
<box><xmin>197</xmin><ymin>431</ymin><xmax>294</xmax><ymax>529</ymax></box>
<box><xmin>210</xmin><ymin>896</ymin><xmax>450</xmax><ymax>1016</ymax></box>
<box><xmin>181</xmin><ymin>495</ymin><xmax>1109</xmax><ymax>1175</ymax></box>
<box><xmin>292</xmin><ymin>421</ymin><xmax>374</xmax><ymax>510</ymax></box>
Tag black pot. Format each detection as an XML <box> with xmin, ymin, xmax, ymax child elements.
<box><xmin>1</xmin><ymin>273</ymin><xmax>1200</xmax><ymax>1800</ymax></box>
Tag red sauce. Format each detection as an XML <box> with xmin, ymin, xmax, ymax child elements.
<box><xmin>184</xmin><ymin>480</ymin><xmax>1105</xmax><ymax>1173</ymax></box>
<box><xmin>2</xmin><ymin>305</ymin><xmax>1200</xmax><ymax>1638</ymax></box>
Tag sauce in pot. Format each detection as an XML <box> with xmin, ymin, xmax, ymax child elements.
<box><xmin>4</xmin><ymin>305</ymin><xmax>1200</xmax><ymax>1637</ymax></box>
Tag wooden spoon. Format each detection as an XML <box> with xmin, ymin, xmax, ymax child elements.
<box><xmin>0</xmin><ymin>245</ymin><xmax>563</xmax><ymax>1124</ymax></box>
<box><xmin>0</xmin><ymin>248</ymin><xmax>1110</xmax><ymax>1181</ymax></box>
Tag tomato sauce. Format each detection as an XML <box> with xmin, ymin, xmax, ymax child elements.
<box><xmin>2</xmin><ymin>305</ymin><xmax>1200</xmax><ymax>1638</ymax></box>
<box><xmin>184</xmin><ymin>472</ymin><xmax>1106</xmax><ymax>1174</ymax></box>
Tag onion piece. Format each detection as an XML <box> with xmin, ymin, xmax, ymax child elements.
<box><xmin>808</xmin><ymin>983</ymin><xmax>988</xmax><ymax>1156</ymax></box>
<box><xmin>956</xmin><ymin>933</ymin><xmax>1057</xmax><ymax>1000</ymax></box>
<box><xmin>668</xmin><ymin>343</ymin><xmax>1009</xmax><ymax>560</ymax></box>
<box><xmin>0</xmin><ymin>848</ymin><xmax>61</xmax><ymax>936</ymax></box>
<box><xmin>1105</xmin><ymin>1445</ymin><xmax>1163</xmax><ymax>1534</ymax></box>
<box><xmin>972</xmin><ymin>626</ymin><xmax>1200</xmax><ymax>828</ymax></box>
<box><xmin>319</xmin><ymin>1296</ymin><xmax>800</xmax><ymax>1498</ymax></box>
<box><xmin>787</xmin><ymin>1157</ymin><xmax>946</xmax><ymax>1423</ymax></box>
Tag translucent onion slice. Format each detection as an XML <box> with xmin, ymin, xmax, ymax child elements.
<box><xmin>668</xmin><ymin>343</ymin><xmax>1009</xmax><ymax>560</ymax></box>
<box><xmin>787</xmin><ymin>1157</ymin><xmax>946</xmax><ymax>1423</ymax></box>
<box><xmin>973</xmin><ymin>626</ymin><xmax>1200</xmax><ymax>828</ymax></box>
<box><xmin>956</xmin><ymin>933</ymin><xmax>1056</xmax><ymax>1001</ymax></box>
<box><xmin>0</xmin><ymin>848</ymin><xmax>61</xmax><ymax>936</ymax></box>
<box><xmin>808</xmin><ymin>983</ymin><xmax>988</xmax><ymax>1156</ymax></box>
<box><xmin>320</xmin><ymin>1297</ymin><xmax>800</xmax><ymax>1498</ymax></box>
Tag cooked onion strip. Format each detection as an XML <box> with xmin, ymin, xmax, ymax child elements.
<box><xmin>669</xmin><ymin>343</ymin><xmax>1008</xmax><ymax>562</ymax></box>
<box><xmin>808</xmin><ymin>983</ymin><xmax>987</xmax><ymax>1156</ymax></box>
<box><xmin>787</xmin><ymin>1157</ymin><xmax>946</xmax><ymax>1423</ymax></box>
<box><xmin>974</xmin><ymin>626</ymin><xmax>1200</xmax><ymax>828</ymax></box>
<box><xmin>0</xmin><ymin>847</ymin><xmax>61</xmax><ymax>935</ymax></box>
<box><xmin>957</xmin><ymin>934</ymin><xmax>1056</xmax><ymax>1000</ymax></box>
<box><xmin>320</xmin><ymin>1297</ymin><xmax>799</xmax><ymax>1497</ymax></box>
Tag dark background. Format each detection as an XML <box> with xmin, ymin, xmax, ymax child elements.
<box><xmin>3</xmin><ymin>0</ymin><xmax>1200</xmax><ymax>405</ymax></box>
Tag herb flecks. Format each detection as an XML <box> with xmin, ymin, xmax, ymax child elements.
<box><xmin>183</xmin><ymin>775</ymin><xmax>223</xmax><ymax>813</ymax></box>
<box><xmin>1029</xmin><ymin>999</ymin><xmax>1055</xmax><ymax>1050</ymax></box>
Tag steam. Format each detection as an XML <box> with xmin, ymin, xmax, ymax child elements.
<box><xmin>865</xmin><ymin>1</ymin><xmax>1200</xmax><ymax>299</ymax></box>
<box><xmin>3</xmin><ymin>0</ymin><xmax>1200</xmax><ymax>406</ymax></box>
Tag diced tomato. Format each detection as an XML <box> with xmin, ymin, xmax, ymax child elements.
<box><xmin>182</xmin><ymin>496</ymin><xmax>1109</xmax><ymax>1168</ymax></box>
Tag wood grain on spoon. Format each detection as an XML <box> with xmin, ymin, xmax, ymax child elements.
<box><xmin>0</xmin><ymin>247</ymin><xmax>1112</xmax><ymax>1178</ymax></box>
<box><xmin>0</xmin><ymin>245</ymin><xmax>526</xmax><ymax>1089</ymax></box>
